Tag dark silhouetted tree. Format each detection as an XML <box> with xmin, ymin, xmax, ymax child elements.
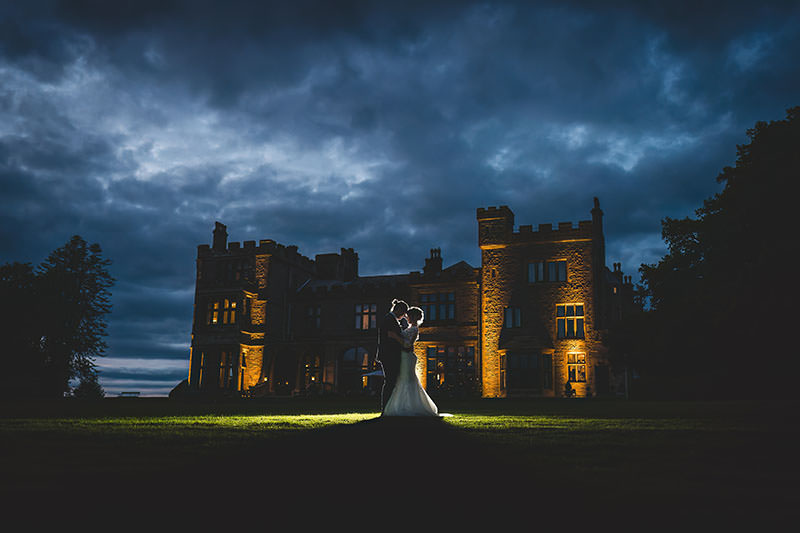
<box><xmin>1</xmin><ymin>236</ymin><xmax>115</xmax><ymax>398</ymax></box>
<box><xmin>36</xmin><ymin>235</ymin><xmax>114</xmax><ymax>397</ymax></box>
<box><xmin>71</xmin><ymin>372</ymin><xmax>105</xmax><ymax>399</ymax></box>
<box><xmin>0</xmin><ymin>262</ymin><xmax>42</xmax><ymax>397</ymax></box>
<box><xmin>632</xmin><ymin>107</ymin><xmax>799</xmax><ymax>398</ymax></box>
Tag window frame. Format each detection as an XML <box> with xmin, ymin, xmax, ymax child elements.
<box><xmin>504</xmin><ymin>306</ymin><xmax>522</xmax><ymax>328</ymax></box>
<box><xmin>556</xmin><ymin>303</ymin><xmax>585</xmax><ymax>339</ymax></box>
<box><xmin>354</xmin><ymin>303</ymin><xmax>377</xmax><ymax>330</ymax></box>
<box><xmin>425</xmin><ymin>345</ymin><xmax>477</xmax><ymax>394</ymax></box>
<box><xmin>222</xmin><ymin>298</ymin><xmax>237</xmax><ymax>324</ymax></box>
<box><xmin>528</xmin><ymin>260</ymin><xmax>567</xmax><ymax>283</ymax></box>
<box><xmin>207</xmin><ymin>298</ymin><xmax>238</xmax><ymax>326</ymax></box>
<box><xmin>420</xmin><ymin>292</ymin><xmax>456</xmax><ymax>322</ymax></box>
<box><xmin>207</xmin><ymin>301</ymin><xmax>219</xmax><ymax>325</ymax></box>
<box><xmin>567</xmin><ymin>352</ymin><xmax>587</xmax><ymax>383</ymax></box>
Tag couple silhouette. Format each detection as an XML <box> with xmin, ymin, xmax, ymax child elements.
<box><xmin>374</xmin><ymin>299</ymin><xmax>438</xmax><ymax>417</ymax></box>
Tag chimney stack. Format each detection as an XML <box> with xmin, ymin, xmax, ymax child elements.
<box><xmin>212</xmin><ymin>221</ymin><xmax>228</xmax><ymax>251</ymax></box>
<box><xmin>424</xmin><ymin>248</ymin><xmax>443</xmax><ymax>275</ymax></box>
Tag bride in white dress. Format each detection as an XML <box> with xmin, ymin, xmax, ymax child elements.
<box><xmin>383</xmin><ymin>306</ymin><xmax>439</xmax><ymax>417</ymax></box>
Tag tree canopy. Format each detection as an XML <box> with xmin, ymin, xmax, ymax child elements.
<box><xmin>0</xmin><ymin>236</ymin><xmax>114</xmax><ymax>398</ymax></box>
<box><xmin>624</xmin><ymin>107</ymin><xmax>799</xmax><ymax>398</ymax></box>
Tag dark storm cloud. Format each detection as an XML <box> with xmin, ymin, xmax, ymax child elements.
<box><xmin>2</xmin><ymin>0</ymin><xmax>798</xmax><ymax>394</ymax></box>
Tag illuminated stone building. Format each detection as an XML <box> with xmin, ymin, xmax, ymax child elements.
<box><xmin>187</xmin><ymin>199</ymin><xmax>633</xmax><ymax>398</ymax></box>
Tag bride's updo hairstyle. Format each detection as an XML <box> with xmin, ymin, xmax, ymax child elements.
<box><xmin>391</xmin><ymin>299</ymin><xmax>409</xmax><ymax>315</ymax></box>
<box><xmin>406</xmin><ymin>306</ymin><xmax>424</xmax><ymax>326</ymax></box>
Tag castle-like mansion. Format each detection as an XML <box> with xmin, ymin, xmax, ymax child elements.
<box><xmin>186</xmin><ymin>198</ymin><xmax>635</xmax><ymax>399</ymax></box>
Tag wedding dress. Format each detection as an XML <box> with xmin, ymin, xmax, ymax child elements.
<box><xmin>383</xmin><ymin>324</ymin><xmax>439</xmax><ymax>417</ymax></box>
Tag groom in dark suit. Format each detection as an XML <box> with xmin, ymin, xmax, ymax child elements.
<box><xmin>375</xmin><ymin>299</ymin><xmax>408</xmax><ymax>414</ymax></box>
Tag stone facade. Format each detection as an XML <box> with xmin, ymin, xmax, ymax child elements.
<box><xmin>187</xmin><ymin>199</ymin><xmax>633</xmax><ymax>398</ymax></box>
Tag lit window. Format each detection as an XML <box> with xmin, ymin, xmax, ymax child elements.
<box><xmin>207</xmin><ymin>299</ymin><xmax>238</xmax><ymax>326</ymax></box>
<box><xmin>425</xmin><ymin>345</ymin><xmax>476</xmax><ymax>394</ymax></box>
<box><xmin>504</xmin><ymin>306</ymin><xmax>521</xmax><ymax>328</ymax></box>
<box><xmin>556</xmin><ymin>304</ymin><xmax>584</xmax><ymax>339</ymax></box>
<box><xmin>355</xmin><ymin>303</ymin><xmax>377</xmax><ymax>330</ymax></box>
<box><xmin>302</xmin><ymin>353</ymin><xmax>322</xmax><ymax>390</ymax></box>
<box><xmin>222</xmin><ymin>299</ymin><xmax>237</xmax><ymax>324</ymax></box>
<box><xmin>207</xmin><ymin>301</ymin><xmax>220</xmax><ymax>325</ymax></box>
<box><xmin>567</xmin><ymin>353</ymin><xmax>586</xmax><ymax>382</ymax></box>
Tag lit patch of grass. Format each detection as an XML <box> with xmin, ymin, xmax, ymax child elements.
<box><xmin>0</xmin><ymin>412</ymin><xmax>380</xmax><ymax>438</ymax></box>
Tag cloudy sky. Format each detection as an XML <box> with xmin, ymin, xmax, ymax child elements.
<box><xmin>2</xmin><ymin>1</ymin><xmax>798</xmax><ymax>396</ymax></box>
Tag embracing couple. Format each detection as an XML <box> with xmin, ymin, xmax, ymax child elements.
<box><xmin>374</xmin><ymin>299</ymin><xmax>439</xmax><ymax>417</ymax></box>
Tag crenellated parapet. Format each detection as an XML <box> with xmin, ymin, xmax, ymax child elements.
<box><xmin>476</xmin><ymin>205</ymin><xmax>514</xmax><ymax>218</ymax></box>
<box><xmin>197</xmin><ymin>234</ymin><xmax>316</xmax><ymax>272</ymax></box>
<box><xmin>511</xmin><ymin>219</ymin><xmax>593</xmax><ymax>244</ymax></box>
<box><xmin>477</xmin><ymin>205</ymin><xmax>593</xmax><ymax>248</ymax></box>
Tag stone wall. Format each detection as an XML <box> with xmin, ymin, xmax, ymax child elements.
<box><xmin>478</xmin><ymin>205</ymin><xmax>603</xmax><ymax>398</ymax></box>
<box><xmin>240</xmin><ymin>344</ymin><xmax>264</xmax><ymax>390</ymax></box>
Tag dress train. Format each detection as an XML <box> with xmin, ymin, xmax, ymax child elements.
<box><xmin>383</xmin><ymin>349</ymin><xmax>438</xmax><ymax>417</ymax></box>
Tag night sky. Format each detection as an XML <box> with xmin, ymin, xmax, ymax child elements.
<box><xmin>2</xmin><ymin>1</ymin><xmax>798</xmax><ymax>396</ymax></box>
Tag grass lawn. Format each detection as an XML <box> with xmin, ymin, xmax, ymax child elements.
<box><xmin>1</xmin><ymin>397</ymin><xmax>796</xmax><ymax>526</ymax></box>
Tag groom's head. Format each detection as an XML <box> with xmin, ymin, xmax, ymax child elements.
<box><xmin>390</xmin><ymin>299</ymin><xmax>408</xmax><ymax>317</ymax></box>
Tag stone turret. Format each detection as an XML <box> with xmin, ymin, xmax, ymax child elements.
<box><xmin>477</xmin><ymin>205</ymin><xmax>514</xmax><ymax>249</ymax></box>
